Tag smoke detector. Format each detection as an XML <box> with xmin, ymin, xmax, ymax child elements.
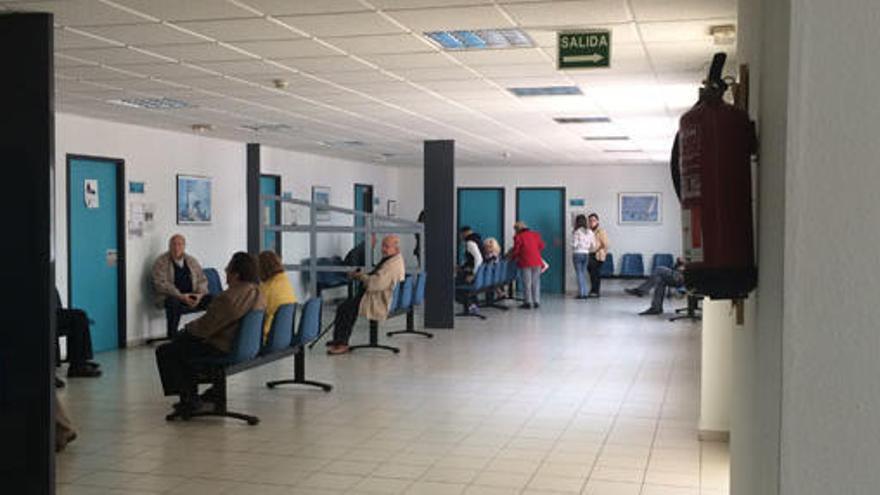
<box><xmin>710</xmin><ymin>24</ymin><xmax>737</xmax><ymax>45</ymax></box>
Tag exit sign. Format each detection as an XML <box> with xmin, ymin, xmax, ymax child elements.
<box><xmin>558</xmin><ymin>31</ymin><xmax>611</xmax><ymax>69</ymax></box>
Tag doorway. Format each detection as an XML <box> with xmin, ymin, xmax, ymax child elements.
<box><xmin>457</xmin><ymin>187</ymin><xmax>505</xmax><ymax>262</ymax></box>
<box><xmin>260</xmin><ymin>174</ymin><xmax>282</xmax><ymax>253</ymax></box>
<box><xmin>67</xmin><ymin>155</ymin><xmax>126</xmax><ymax>352</ymax></box>
<box><xmin>516</xmin><ymin>187</ymin><xmax>566</xmax><ymax>294</ymax></box>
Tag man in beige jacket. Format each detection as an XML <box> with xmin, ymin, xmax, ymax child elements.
<box><xmin>151</xmin><ymin>234</ymin><xmax>211</xmax><ymax>340</ymax></box>
<box><xmin>587</xmin><ymin>213</ymin><xmax>611</xmax><ymax>298</ymax></box>
<box><xmin>327</xmin><ymin>235</ymin><xmax>405</xmax><ymax>355</ymax></box>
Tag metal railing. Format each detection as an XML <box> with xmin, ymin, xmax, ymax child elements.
<box><xmin>259</xmin><ymin>194</ymin><xmax>424</xmax><ymax>298</ymax></box>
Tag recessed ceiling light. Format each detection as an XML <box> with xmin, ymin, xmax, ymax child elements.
<box><xmin>425</xmin><ymin>28</ymin><xmax>534</xmax><ymax>51</ymax></box>
<box><xmin>584</xmin><ymin>136</ymin><xmax>629</xmax><ymax>141</ymax></box>
<box><xmin>107</xmin><ymin>97</ymin><xmax>192</xmax><ymax>110</ymax></box>
<box><xmin>554</xmin><ymin>116</ymin><xmax>610</xmax><ymax>123</ymax></box>
<box><xmin>710</xmin><ymin>24</ymin><xmax>737</xmax><ymax>45</ymax></box>
<box><xmin>509</xmin><ymin>86</ymin><xmax>582</xmax><ymax>97</ymax></box>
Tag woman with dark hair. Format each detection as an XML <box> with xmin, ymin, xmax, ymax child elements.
<box><xmin>155</xmin><ymin>251</ymin><xmax>266</xmax><ymax>414</ymax></box>
<box><xmin>258</xmin><ymin>251</ymin><xmax>296</xmax><ymax>343</ymax></box>
<box><xmin>571</xmin><ymin>214</ymin><xmax>596</xmax><ymax>299</ymax></box>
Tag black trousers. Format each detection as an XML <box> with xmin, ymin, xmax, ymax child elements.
<box><xmin>56</xmin><ymin>309</ymin><xmax>94</xmax><ymax>367</ymax></box>
<box><xmin>331</xmin><ymin>293</ymin><xmax>364</xmax><ymax>345</ymax></box>
<box><xmin>588</xmin><ymin>254</ymin><xmax>604</xmax><ymax>295</ymax></box>
<box><xmin>164</xmin><ymin>295</ymin><xmax>213</xmax><ymax>339</ymax></box>
<box><xmin>155</xmin><ymin>333</ymin><xmax>224</xmax><ymax>401</ymax></box>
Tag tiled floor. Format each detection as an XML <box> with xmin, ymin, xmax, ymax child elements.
<box><xmin>56</xmin><ymin>284</ymin><xmax>728</xmax><ymax>495</ymax></box>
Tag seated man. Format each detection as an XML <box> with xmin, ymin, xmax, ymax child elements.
<box><xmin>55</xmin><ymin>288</ymin><xmax>101</xmax><ymax>378</ymax></box>
<box><xmin>625</xmin><ymin>258</ymin><xmax>686</xmax><ymax>315</ymax></box>
<box><xmin>154</xmin><ymin>252</ymin><xmax>266</xmax><ymax>414</ymax></box>
<box><xmin>151</xmin><ymin>234</ymin><xmax>212</xmax><ymax>340</ymax></box>
<box><xmin>326</xmin><ymin>235</ymin><xmax>405</xmax><ymax>355</ymax></box>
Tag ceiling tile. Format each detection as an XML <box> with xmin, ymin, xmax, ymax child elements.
<box><xmin>525</xmin><ymin>23</ymin><xmax>641</xmax><ymax>47</ymax></box>
<box><xmin>450</xmin><ymin>48</ymin><xmax>548</xmax><ymax>66</ymax></box>
<box><xmin>109</xmin><ymin>62</ymin><xmax>220</xmax><ymax>79</ymax></box>
<box><xmin>58</xmin><ymin>46</ymin><xmax>171</xmax><ymax>65</ymax></box>
<box><xmin>55</xmin><ymin>28</ymin><xmax>117</xmax><ymax>50</ymax></box>
<box><xmin>238</xmin><ymin>0</ymin><xmax>369</xmax><ymax>15</ymax></box>
<box><xmin>274</xmin><ymin>56</ymin><xmax>370</xmax><ymax>73</ymax></box>
<box><xmin>639</xmin><ymin>19</ymin><xmax>735</xmax><ymax>43</ymax></box>
<box><xmin>79</xmin><ymin>23</ymin><xmax>205</xmax><ymax>46</ymax></box>
<box><xmin>503</xmin><ymin>1</ymin><xmax>630</xmax><ymax>27</ymax></box>
<box><xmin>10</xmin><ymin>0</ymin><xmax>148</xmax><ymax>26</ymax></box>
<box><xmin>277</xmin><ymin>12</ymin><xmax>405</xmax><ymax>37</ymax></box>
<box><xmin>174</xmin><ymin>18</ymin><xmax>305</xmax><ymax>42</ymax></box>
<box><xmin>197</xmin><ymin>59</ymin><xmax>294</xmax><ymax>76</ymax></box>
<box><xmin>374</xmin><ymin>0</ymin><xmax>492</xmax><ymax>8</ymax></box>
<box><xmin>364</xmin><ymin>52</ymin><xmax>457</xmax><ymax>70</ymax></box>
<box><xmin>57</xmin><ymin>65</ymin><xmax>145</xmax><ymax>81</ymax></box>
<box><xmin>630</xmin><ymin>0</ymin><xmax>736</xmax><ymax>21</ymax></box>
<box><xmin>387</xmin><ymin>6</ymin><xmax>514</xmax><ymax>32</ymax></box>
<box><xmin>330</xmin><ymin>34</ymin><xmax>430</xmax><ymax>55</ymax></box>
<box><xmin>234</xmin><ymin>39</ymin><xmax>341</xmax><ymax>59</ymax></box>
<box><xmin>108</xmin><ymin>0</ymin><xmax>257</xmax><ymax>21</ymax></box>
<box><xmin>147</xmin><ymin>43</ymin><xmax>254</xmax><ymax>63</ymax></box>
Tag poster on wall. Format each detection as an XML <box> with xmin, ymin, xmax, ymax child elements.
<box><xmin>84</xmin><ymin>179</ymin><xmax>99</xmax><ymax>208</ymax></box>
<box><xmin>177</xmin><ymin>175</ymin><xmax>212</xmax><ymax>225</ymax></box>
<box><xmin>618</xmin><ymin>192</ymin><xmax>661</xmax><ymax>225</ymax></box>
<box><xmin>312</xmin><ymin>185</ymin><xmax>331</xmax><ymax>222</ymax></box>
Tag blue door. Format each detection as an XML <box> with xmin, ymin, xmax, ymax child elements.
<box><xmin>354</xmin><ymin>184</ymin><xmax>373</xmax><ymax>248</ymax></box>
<box><xmin>260</xmin><ymin>175</ymin><xmax>281</xmax><ymax>253</ymax></box>
<box><xmin>516</xmin><ymin>188</ymin><xmax>565</xmax><ymax>293</ymax></box>
<box><xmin>457</xmin><ymin>188</ymin><xmax>504</xmax><ymax>262</ymax></box>
<box><xmin>69</xmin><ymin>157</ymin><xmax>122</xmax><ymax>352</ymax></box>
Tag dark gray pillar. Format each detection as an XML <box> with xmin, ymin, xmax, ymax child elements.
<box><xmin>246</xmin><ymin>143</ymin><xmax>260</xmax><ymax>255</ymax></box>
<box><xmin>0</xmin><ymin>12</ymin><xmax>55</xmax><ymax>493</ymax></box>
<box><xmin>424</xmin><ymin>140</ymin><xmax>455</xmax><ymax>329</ymax></box>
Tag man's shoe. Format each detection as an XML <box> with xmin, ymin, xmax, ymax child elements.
<box><xmin>467</xmin><ymin>304</ymin><xmax>480</xmax><ymax>315</ymax></box>
<box><xmin>624</xmin><ymin>288</ymin><xmax>644</xmax><ymax>297</ymax></box>
<box><xmin>639</xmin><ymin>307</ymin><xmax>663</xmax><ymax>316</ymax></box>
<box><xmin>327</xmin><ymin>345</ymin><xmax>349</xmax><ymax>355</ymax></box>
<box><xmin>519</xmin><ymin>303</ymin><xmax>532</xmax><ymax>309</ymax></box>
<box><xmin>588</xmin><ymin>292</ymin><xmax>600</xmax><ymax>298</ymax></box>
<box><xmin>533</xmin><ymin>303</ymin><xmax>540</xmax><ymax>309</ymax></box>
<box><xmin>84</xmin><ymin>361</ymin><xmax>101</xmax><ymax>369</ymax></box>
<box><xmin>67</xmin><ymin>366</ymin><xmax>102</xmax><ymax>378</ymax></box>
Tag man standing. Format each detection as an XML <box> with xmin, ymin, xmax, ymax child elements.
<box><xmin>587</xmin><ymin>213</ymin><xmax>610</xmax><ymax>298</ymax></box>
<box><xmin>509</xmin><ymin>221</ymin><xmax>545</xmax><ymax>309</ymax></box>
<box><xmin>151</xmin><ymin>234</ymin><xmax>211</xmax><ymax>340</ymax></box>
<box><xmin>625</xmin><ymin>258</ymin><xmax>686</xmax><ymax>315</ymax></box>
<box><xmin>457</xmin><ymin>226</ymin><xmax>484</xmax><ymax>315</ymax></box>
<box><xmin>327</xmin><ymin>235</ymin><xmax>405</xmax><ymax>355</ymax></box>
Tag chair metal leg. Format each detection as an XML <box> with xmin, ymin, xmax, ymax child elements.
<box><xmin>165</xmin><ymin>370</ymin><xmax>260</xmax><ymax>425</ymax></box>
<box><xmin>387</xmin><ymin>310</ymin><xmax>434</xmax><ymax>338</ymax></box>
<box><xmin>308</xmin><ymin>321</ymin><xmax>335</xmax><ymax>350</ymax></box>
<box><xmin>349</xmin><ymin>321</ymin><xmax>400</xmax><ymax>353</ymax></box>
<box><xmin>266</xmin><ymin>351</ymin><xmax>333</xmax><ymax>392</ymax></box>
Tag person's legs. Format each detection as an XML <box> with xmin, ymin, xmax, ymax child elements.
<box><xmin>164</xmin><ymin>297</ymin><xmax>186</xmax><ymax>339</ymax></box>
<box><xmin>645</xmin><ymin>267</ymin><xmax>680</xmax><ymax>312</ymax></box>
<box><xmin>573</xmin><ymin>254</ymin><xmax>588</xmax><ymax>297</ymax></box>
<box><xmin>521</xmin><ymin>267</ymin><xmax>534</xmax><ymax>306</ymax></box>
<box><xmin>55</xmin><ymin>392</ymin><xmax>77</xmax><ymax>452</ymax></box>
<box><xmin>331</xmin><ymin>295</ymin><xmax>363</xmax><ymax>346</ymax></box>
<box><xmin>58</xmin><ymin>309</ymin><xmax>100</xmax><ymax>377</ymax></box>
<box><xmin>587</xmin><ymin>254</ymin><xmax>603</xmax><ymax>295</ymax></box>
<box><xmin>155</xmin><ymin>334</ymin><xmax>222</xmax><ymax>403</ymax></box>
<box><xmin>532</xmin><ymin>267</ymin><xmax>541</xmax><ymax>306</ymax></box>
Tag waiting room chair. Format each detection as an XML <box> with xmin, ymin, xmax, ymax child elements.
<box><xmin>267</xmin><ymin>297</ymin><xmax>333</xmax><ymax>392</ymax></box>
<box><xmin>651</xmin><ymin>253</ymin><xmax>675</xmax><ymax>273</ymax></box>
<box><xmin>620</xmin><ymin>253</ymin><xmax>645</xmax><ymax>278</ymax></box>
<box><xmin>260</xmin><ymin>303</ymin><xmax>296</xmax><ymax>355</ymax></box>
<box><xmin>599</xmin><ymin>253</ymin><xmax>615</xmax><ymax>278</ymax></box>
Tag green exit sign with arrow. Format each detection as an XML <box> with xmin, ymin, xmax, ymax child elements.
<box><xmin>558</xmin><ymin>31</ymin><xmax>611</xmax><ymax>69</ymax></box>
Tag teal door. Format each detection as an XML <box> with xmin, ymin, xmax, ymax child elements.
<box><xmin>260</xmin><ymin>175</ymin><xmax>281</xmax><ymax>253</ymax></box>
<box><xmin>68</xmin><ymin>156</ymin><xmax>123</xmax><ymax>352</ymax></box>
<box><xmin>354</xmin><ymin>184</ymin><xmax>373</xmax><ymax>248</ymax></box>
<box><xmin>457</xmin><ymin>188</ymin><xmax>504</xmax><ymax>262</ymax></box>
<box><xmin>516</xmin><ymin>188</ymin><xmax>565</xmax><ymax>293</ymax></box>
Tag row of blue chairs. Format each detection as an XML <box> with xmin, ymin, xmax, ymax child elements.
<box><xmin>166</xmin><ymin>298</ymin><xmax>331</xmax><ymax>425</ymax></box>
<box><xmin>455</xmin><ymin>259</ymin><xmax>519</xmax><ymax>319</ymax></box>
<box><xmin>598</xmin><ymin>253</ymin><xmax>675</xmax><ymax>278</ymax></box>
<box><xmin>349</xmin><ymin>272</ymin><xmax>430</xmax><ymax>354</ymax></box>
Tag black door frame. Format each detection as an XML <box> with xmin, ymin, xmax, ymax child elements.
<box><xmin>515</xmin><ymin>186</ymin><xmax>567</xmax><ymax>293</ymax></box>
<box><xmin>260</xmin><ymin>173</ymin><xmax>283</xmax><ymax>254</ymax></box>
<box><xmin>66</xmin><ymin>154</ymin><xmax>128</xmax><ymax>349</ymax></box>
<box><xmin>457</xmin><ymin>187</ymin><xmax>506</xmax><ymax>251</ymax></box>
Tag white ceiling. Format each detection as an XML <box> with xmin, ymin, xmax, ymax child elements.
<box><xmin>2</xmin><ymin>0</ymin><xmax>737</xmax><ymax>167</ymax></box>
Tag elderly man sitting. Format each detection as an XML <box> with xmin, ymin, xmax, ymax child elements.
<box><xmin>326</xmin><ymin>235</ymin><xmax>405</xmax><ymax>355</ymax></box>
<box><xmin>151</xmin><ymin>234</ymin><xmax>212</xmax><ymax>340</ymax></box>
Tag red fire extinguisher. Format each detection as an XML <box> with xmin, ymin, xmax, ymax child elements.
<box><xmin>674</xmin><ymin>53</ymin><xmax>757</xmax><ymax>300</ymax></box>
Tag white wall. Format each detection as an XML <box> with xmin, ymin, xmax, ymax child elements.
<box><xmin>56</xmin><ymin>113</ymin><xmax>403</xmax><ymax>344</ymax></box>
<box><xmin>397</xmin><ymin>164</ymin><xmax>682</xmax><ymax>292</ymax></box>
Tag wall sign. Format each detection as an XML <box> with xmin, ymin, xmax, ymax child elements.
<box><xmin>84</xmin><ymin>179</ymin><xmax>99</xmax><ymax>208</ymax></box>
<box><xmin>558</xmin><ymin>30</ymin><xmax>611</xmax><ymax>69</ymax></box>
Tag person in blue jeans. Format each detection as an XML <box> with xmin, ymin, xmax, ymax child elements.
<box><xmin>625</xmin><ymin>258</ymin><xmax>686</xmax><ymax>315</ymax></box>
<box><xmin>570</xmin><ymin>214</ymin><xmax>595</xmax><ymax>299</ymax></box>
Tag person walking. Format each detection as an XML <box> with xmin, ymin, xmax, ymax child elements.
<box><xmin>571</xmin><ymin>214</ymin><xmax>596</xmax><ymax>299</ymax></box>
<box><xmin>587</xmin><ymin>213</ymin><xmax>610</xmax><ymax>298</ymax></box>
<box><xmin>508</xmin><ymin>221</ymin><xmax>545</xmax><ymax>309</ymax></box>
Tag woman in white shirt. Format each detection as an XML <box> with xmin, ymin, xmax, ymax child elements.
<box><xmin>571</xmin><ymin>214</ymin><xmax>596</xmax><ymax>299</ymax></box>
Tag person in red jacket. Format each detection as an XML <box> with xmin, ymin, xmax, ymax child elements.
<box><xmin>508</xmin><ymin>221</ymin><xmax>546</xmax><ymax>309</ymax></box>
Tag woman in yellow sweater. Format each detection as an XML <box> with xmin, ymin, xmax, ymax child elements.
<box><xmin>257</xmin><ymin>251</ymin><xmax>297</xmax><ymax>342</ymax></box>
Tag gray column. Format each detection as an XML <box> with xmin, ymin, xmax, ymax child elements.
<box><xmin>424</xmin><ymin>140</ymin><xmax>455</xmax><ymax>329</ymax></box>
<box><xmin>246</xmin><ymin>143</ymin><xmax>260</xmax><ymax>255</ymax></box>
<box><xmin>0</xmin><ymin>12</ymin><xmax>56</xmax><ymax>492</ymax></box>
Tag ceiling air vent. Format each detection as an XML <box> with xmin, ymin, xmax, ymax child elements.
<box><xmin>319</xmin><ymin>140</ymin><xmax>366</xmax><ymax>148</ymax></box>
<box><xmin>509</xmin><ymin>86</ymin><xmax>582</xmax><ymax>97</ymax></box>
<box><xmin>555</xmin><ymin>116</ymin><xmax>611</xmax><ymax>124</ymax></box>
<box><xmin>425</xmin><ymin>29</ymin><xmax>533</xmax><ymax>50</ymax></box>
<box><xmin>240</xmin><ymin>123</ymin><xmax>292</xmax><ymax>133</ymax></box>
<box><xmin>108</xmin><ymin>97</ymin><xmax>192</xmax><ymax>109</ymax></box>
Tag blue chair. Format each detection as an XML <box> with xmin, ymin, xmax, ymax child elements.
<box><xmin>267</xmin><ymin>297</ymin><xmax>333</xmax><ymax>392</ymax></box>
<box><xmin>203</xmin><ymin>268</ymin><xmax>223</xmax><ymax>295</ymax></box>
<box><xmin>398</xmin><ymin>275</ymin><xmax>415</xmax><ymax>312</ymax></box>
<box><xmin>620</xmin><ymin>253</ymin><xmax>645</xmax><ymax>278</ymax></box>
<box><xmin>351</xmin><ymin>279</ymin><xmax>403</xmax><ymax>354</ymax></box>
<box><xmin>260</xmin><ymin>303</ymin><xmax>296</xmax><ymax>355</ymax></box>
<box><xmin>166</xmin><ymin>310</ymin><xmax>265</xmax><ymax>425</ymax></box>
<box><xmin>456</xmin><ymin>265</ymin><xmax>488</xmax><ymax>320</ymax></box>
<box><xmin>388</xmin><ymin>273</ymin><xmax>433</xmax><ymax>339</ymax></box>
<box><xmin>599</xmin><ymin>253</ymin><xmax>615</xmax><ymax>278</ymax></box>
<box><xmin>494</xmin><ymin>260</ymin><xmax>507</xmax><ymax>286</ymax></box>
<box><xmin>413</xmin><ymin>272</ymin><xmax>426</xmax><ymax>306</ymax></box>
<box><xmin>651</xmin><ymin>253</ymin><xmax>675</xmax><ymax>273</ymax></box>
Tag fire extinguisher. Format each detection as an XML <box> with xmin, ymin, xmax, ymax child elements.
<box><xmin>674</xmin><ymin>53</ymin><xmax>757</xmax><ymax>300</ymax></box>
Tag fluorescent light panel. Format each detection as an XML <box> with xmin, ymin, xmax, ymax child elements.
<box><xmin>509</xmin><ymin>86</ymin><xmax>582</xmax><ymax>97</ymax></box>
<box><xmin>584</xmin><ymin>136</ymin><xmax>629</xmax><ymax>141</ymax></box>
<box><xmin>108</xmin><ymin>97</ymin><xmax>192</xmax><ymax>110</ymax></box>
<box><xmin>425</xmin><ymin>29</ymin><xmax>533</xmax><ymax>50</ymax></box>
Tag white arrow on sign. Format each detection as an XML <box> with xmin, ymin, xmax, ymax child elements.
<box><xmin>563</xmin><ymin>54</ymin><xmax>605</xmax><ymax>63</ymax></box>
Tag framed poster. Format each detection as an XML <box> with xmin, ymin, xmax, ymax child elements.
<box><xmin>311</xmin><ymin>185</ymin><xmax>331</xmax><ymax>222</ymax></box>
<box><xmin>177</xmin><ymin>175</ymin><xmax>212</xmax><ymax>224</ymax></box>
<box><xmin>618</xmin><ymin>192</ymin><xmax>661</xmax><ymax>225</ymax></box>
<box><xmin>386</xmin><ymin>199</ymin><xmax>397</xmax><ymax>217</ymax></box>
